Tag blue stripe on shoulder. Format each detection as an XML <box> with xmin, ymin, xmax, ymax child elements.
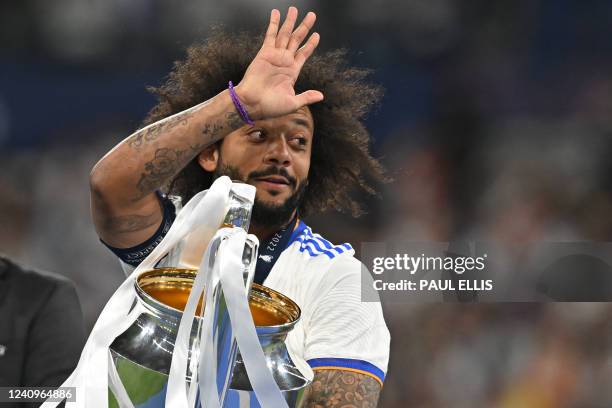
<box><xmin>303</xmin><ymin>240</ymin><xmax>338</xmax><ymax>259</ymax></box>
<box><xmin>303</xmin><ymin>236</ymin><xmax>330</xmax><ymax>253</ymax></box>
<box><xmin>307</xmin><ymin>358</ymin><xmax>385</xmax><ymax>383</ymax></box>
<box><xmin>306</xmin><ymin>230</ymin><xmax>334</xmax><ymax>250</ymax></box>
<box><xmin>292</xmin><ymin>225</ymin><xmax>352</xmax><ymax>259</ymax></box>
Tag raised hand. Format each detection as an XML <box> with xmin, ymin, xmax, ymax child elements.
<box><xmin>235</xmin><ymin>7</ymin><xmax>324</xmax><ymax>120</ymax></box>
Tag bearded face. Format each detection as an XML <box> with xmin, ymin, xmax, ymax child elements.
<box><xmin>198</xmin><ymin>107</ymin><xmax>313</xmax><ymax>229</ymax></box>
<box><xmin>213</xmin><ymin>161</ymin><xmax>307</xmax><ymax>228</ymax></box>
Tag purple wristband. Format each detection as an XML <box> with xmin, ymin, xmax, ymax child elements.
<box><xmin>228</xmin><ymin>81</ymin><xmax>254</xmax><ymax>126</ymax></box>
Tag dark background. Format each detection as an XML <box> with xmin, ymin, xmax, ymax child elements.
<box><xmin>2</xmin><ymin>0</ymin><xmax>612</xmax><ymax>406</ymax></box>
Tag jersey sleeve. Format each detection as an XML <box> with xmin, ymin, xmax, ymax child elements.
<box><xmin>100</xmin><ymin>191</ymin><xmax>176</xmax><ymax>268</ymax></box>
<box><xmin>303</xmin><ymin>256</ymin><xmax>390</xmax><ymax>386</ymax></box>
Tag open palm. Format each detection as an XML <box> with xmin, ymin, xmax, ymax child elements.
<box><xmin>236</xmin><ymin>7</ymin><xmax>324</xmax><ymax>119</ymax></box>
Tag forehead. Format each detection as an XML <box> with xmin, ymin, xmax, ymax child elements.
<box><xmin>255</xmin><ymin>106</ymin><xmax>314</xmax><ymax>131</ymax></box>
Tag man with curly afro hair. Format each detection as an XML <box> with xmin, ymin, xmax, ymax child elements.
<box><xmin>90</xmin><ymin>7</ymin><xmax>390</xmax><ymax>407</ymax></box>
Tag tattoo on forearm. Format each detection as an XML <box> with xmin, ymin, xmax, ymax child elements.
<box><xmin>130</xmin><ymin>110</ymin><xmax>245</xmax><ymax>200</ymax></box>
<box><xmin>200</xmin><ymin>111</ymin><xmax>243</xmax><ymax>140</ymax></box>
<box><xmin>129</xmin><ymin>110</ymin><xmax>243</xmax><ymax>151</ymax></box>
<box><xmin>128</xmin><ymin>111</ymin><xmax>190</xmax><ymax>150</ymax></box>
<box><xmin>135</xmin><ymin>147</ymin><xmax>186</xmax><ymax>197</ymax></box>
<box><xmin>304</xmin><ymin>370</ymin><xmax>381</xmax><ymax>408</ymax></box>
<box><xmin>201</xmin><ymin>122</ymin><xmax>224</xmax><ymax>139</ymax></box>
<box><xmin>134</xmin><ymin>143</ymin><xmax>205</xmax><ymax>199</ymax></box>
<box><xmin>224</xmin><ymin>111</ymin><xmax>244</xmax><ymax>132</ymax></box>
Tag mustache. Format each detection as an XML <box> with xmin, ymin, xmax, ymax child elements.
<box><xmin>247</xmin><ymin>167</ymin><xmax>297</xmax><ymax>188</ymax></box>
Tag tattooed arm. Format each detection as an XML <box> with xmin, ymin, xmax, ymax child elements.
<box><xmin>90</xmin><ymin>7</ymin><xmax>323</xmax><ymax>248</ymax></box>
<box><xmin>90</xmin><ymin>92</ymin><xmax>243</xmax><ymax>248</ymax></box>
<box><xmin>303</xmin><ymin>370</ymin><xmax>382</xmax><ymax>408</ymax></box>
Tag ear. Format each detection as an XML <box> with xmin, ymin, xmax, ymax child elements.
<box><xmin>197</xmin><ymin>144</ymin><xmax>219</xmax><ymax>172</ymax></box>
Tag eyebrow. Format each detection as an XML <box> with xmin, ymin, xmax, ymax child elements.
<box><xmin>291</xmin><ymin>117</ymin><xmax>313</xmax><ymax>131</ymax></box>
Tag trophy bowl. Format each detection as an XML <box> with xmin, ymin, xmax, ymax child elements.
<box><xmin>109</xmin><ymin>267</ymin><xmax>310</xmax><ymax>408</ymax></box>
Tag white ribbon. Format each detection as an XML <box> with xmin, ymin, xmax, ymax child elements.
<box><xmin>164</xmin><ymin>228</ymin><xmax>217</xmax><ymax>407</ymax></box>
<box><xmin>214</xmin><ymin>231</ymin><xmax>289</xmax><ymax>408</ymax></box>
<box><xmin>42</xmin><ymin>176</ymin><xmax>232</xmax><ymax>408</ymax></box>
<box><xmin>169</xmin><ymin>228</ymin><xmax>288</xmax><ymax>408</ymax></box>
<box><xmin>43</xmin><ymin>174</ymin><xmax>289</xmax><ymax>408</ymax></box>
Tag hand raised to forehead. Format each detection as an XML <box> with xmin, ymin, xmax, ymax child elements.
<box><xmin>235</xmin><ymin>7</ymin><xmax>324</xmax><ymax>120</ymax></box>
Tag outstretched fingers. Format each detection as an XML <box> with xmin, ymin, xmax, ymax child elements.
<box><xmin>276</xmin><ymin>7</ymin><xmax>298</xmax><ymax>49</ymax></box>
<box><xmin>288</xmin><ymin>11</ymin><xmax>316</xmax><ymax>53</ymax></box>
<box><xmin>295</xmin><ymin>32</ymin><xmax>320</xmax><ymax>69</ymax></box>
<box><xmin>260</xmin><ymin>7</ymin><xmax>324</xmax><ymax>110</ymax></box>
<box><xmin>264</xmin><ymin>9</ymin><xmax>281</xmax><ymax>46</ymax></box>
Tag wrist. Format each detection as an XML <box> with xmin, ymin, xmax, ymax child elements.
<box><xmin>232</xmin><ymin>83</ymin><xmax>261</xmax><ymax>120</ymax></box>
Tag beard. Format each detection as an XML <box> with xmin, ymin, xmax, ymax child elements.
<box><xmin>213</xmin><ymin>161</ymin><xmax>307</xmax><ymax>229</ymax></box>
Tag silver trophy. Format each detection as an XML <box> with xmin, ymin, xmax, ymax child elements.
<box><xmin>109</xmin><ymin>184</ymin><xmax>310</xmax><ymax>407</ymax></box>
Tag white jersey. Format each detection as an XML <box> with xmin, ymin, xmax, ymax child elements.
<box><xmin>116</xmin><ymin>220</ymin><xmax>391</xmax><ymax>386</ymax></box>
<box><xmin>264</xmin><ymin>222</ymin><xmax>390</xmax><ymax>386</ymax></box>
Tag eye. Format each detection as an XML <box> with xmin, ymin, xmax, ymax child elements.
<box><xmin>247</xmin><ymin>130</ymin><xmax>265</xmax><ymax>143</ymax></box>
<box><xmin>289</xmin><ymin>135</ymin><xmax>308</xmax><ymax>149</ymax></box>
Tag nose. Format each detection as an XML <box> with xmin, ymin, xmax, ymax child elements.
<box><xmin>263</xmin><ymin>135</ymin><xmax>291</xmax><ymax>167</ymax></box>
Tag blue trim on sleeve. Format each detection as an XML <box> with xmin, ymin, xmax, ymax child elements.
<box><xmin>100</xmin><ymin>191</ymin><xmax>176</xmax><ymax>267</ymax></box>
<box><xmin>307</xmin><ymin>358</ymin><xmax>385</xmax><ymax>383</ymax></box>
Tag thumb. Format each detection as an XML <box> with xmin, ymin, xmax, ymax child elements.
<box><xmin>294</xmin><ymin>90</ymin><xmax>324</xmax><ymax>108</ymax></box>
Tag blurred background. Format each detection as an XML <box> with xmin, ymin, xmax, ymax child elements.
<box><xmin>2</xmin><ymin>0</ymin><xmax>612</xmax><ymax>406</ymax></box>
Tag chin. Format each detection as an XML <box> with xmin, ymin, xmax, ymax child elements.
<box><xmin>256</xmin><ymin>195</ymin><xmax>287</xmax><ymax>208</ymax></box>
<box><xmin>256</xmin><ymin>188</ymin><xmax>289</xmax><ymax>202</ymax></box>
